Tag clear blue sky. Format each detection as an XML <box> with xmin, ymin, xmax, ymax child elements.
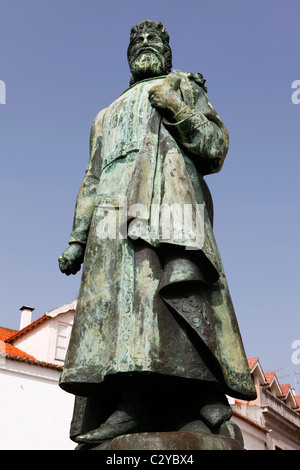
<box><xmin>1</xmin><ymin>0</ymin><xmax>299</xmax><ymax>388</ymax></box>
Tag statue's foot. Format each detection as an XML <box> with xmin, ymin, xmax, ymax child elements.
<box><xmin>177</xmin><ymin>416</ymin><xmax>243</xmax><ymax>447</ymax></box>
<box><xmin>199</xmin><ymin>400</ymin><xmax>233</xmax><ymax>428</ymax></box>
<box><xmin>75</xmin><ymin>406</ymin><xmax>143</xmax><ymax>444</ymax></box>
<box><xmin>178</xmin><ymin>419</ymin><xmax>211</xmax><ymax>434</ymax></box>
<box><xmin>215</xmin><ymin>420</ymin><xmax>244</xmax><ymax>447</ymax></box>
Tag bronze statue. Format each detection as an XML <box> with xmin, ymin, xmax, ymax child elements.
<box><xmin>58</xmin><ymin>20</ymin><xmax>256</xmax><ymax>449</ymax></box>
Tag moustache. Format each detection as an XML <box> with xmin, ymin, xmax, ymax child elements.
<box><xmin>128</xmin><ymin>46</ymin><xmax>164</xmax><ymax>64</ymax></box>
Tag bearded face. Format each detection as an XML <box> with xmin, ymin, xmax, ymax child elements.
<box><xmin>128</xmin><ymin>31</ymin><xmax>168</xmax><ymax>82</ymax></box>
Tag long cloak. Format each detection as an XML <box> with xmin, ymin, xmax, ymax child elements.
<box><xmin>59</xmin><ymin>70</ymin><xmax>256</xmax><ymax>403</ymax></box>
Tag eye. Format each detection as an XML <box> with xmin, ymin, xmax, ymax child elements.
<box><xmin>149</xmin><ymin>34</ymin><xmax>161</xmax><ymax>43</ymax></box>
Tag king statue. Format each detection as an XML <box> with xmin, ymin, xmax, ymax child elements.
<box><xmin>58</xmin><ymin>19</ymin><xmax>256</xmax><ymax>449</ymax></box>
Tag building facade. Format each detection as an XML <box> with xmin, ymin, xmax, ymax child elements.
<box><xmin>0</xmin><ymin>303</ymin><xmax>76</xmax><ymax>450</ymax></box>
<box><xmin>229</xmin><ymin>358</ymin><xmax>300</xmax><ymax>450</ymax></box>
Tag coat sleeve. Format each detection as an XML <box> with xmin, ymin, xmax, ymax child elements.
<box><xmin>163</xmin><ymin>78</ymin><xmax>229</xmax><ymax>176</ymax></box>
<box><xmin>68</xmin><ymin>109</ymin><xmax>105</xmax><ymax>245</ymax></box>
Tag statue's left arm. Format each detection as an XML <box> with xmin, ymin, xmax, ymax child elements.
<box><xmin>149</xmin><ymin>74</ymin><xmax>229</xmax><ymax>176</ymax></box>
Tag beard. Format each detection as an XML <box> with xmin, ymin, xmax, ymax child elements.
<box><xmin>128</xmin><ymin>48</ymin><xmax>167</xmax><ymax>82</ymax></box>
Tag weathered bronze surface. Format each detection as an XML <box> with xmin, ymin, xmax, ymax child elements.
<box><xmin>76</xmin><ymin>431</ymin><xmax>244</xmax><ymax>451</ymax></box>
<box><xmin>58</xmin><ymin>19</ymin><xmax>256</xmax><ymax>450</ymax></box>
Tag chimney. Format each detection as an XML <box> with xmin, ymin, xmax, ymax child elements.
<box><xmin>19</xmin><ymin>306</ymin><xmax>35</xmax><ymax>330</ymax></box>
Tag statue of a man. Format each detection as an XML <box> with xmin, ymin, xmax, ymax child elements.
<box><xmin>58</xmin><ymin>19</ymin><xmax>256</xmax><ymax>447</ymax></box>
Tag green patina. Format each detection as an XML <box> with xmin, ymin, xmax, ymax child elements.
<box><xmin>58</xmin><ymin>19</ymin><xmax>256</xmax><ymax>447</ymax></box>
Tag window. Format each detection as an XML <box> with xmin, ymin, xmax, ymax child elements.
<box><xmin>55</xmin><ymin>322</ymin><xmax>72</xmax><ymax>361</ymax></box>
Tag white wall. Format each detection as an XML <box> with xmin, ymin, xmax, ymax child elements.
<box><xmin>231</xmin><ymin>415</ymin><xmax>267</xmax><ymax>450</ymax></box>
<box><xmin>0</xmin><ymin>358</ymin><xmax>75</xmax><ymax>450</ymax></box>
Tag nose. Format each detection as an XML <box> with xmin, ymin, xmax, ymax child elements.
<box><xmin>142</xmin><ymin>35</ymin><xmax>149</xmax><ymax>46</ymax></box>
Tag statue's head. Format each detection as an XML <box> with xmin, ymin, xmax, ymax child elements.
<box><xmin>127</xmin><ymin>19</ymin><xmax>172</xmax><ymax>85</ymax></box>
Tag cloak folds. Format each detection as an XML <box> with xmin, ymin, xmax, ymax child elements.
<box><xmin>59</xmin><ymin>70</ymin><xmax>256</xmax><ymax>402</ymax></box>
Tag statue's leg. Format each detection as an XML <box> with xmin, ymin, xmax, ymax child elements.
<box><xmin>197</xmin><ymin>386</ymin><xmax>243</xmax><ymax>444</ymax></box>
<box><xmin>75</xmin><ymin>376</ymin><xmax>147</xmax><ymax>445</ymax></box>
<box><xmin>70</xmin><ymin>396</ymin><xmax>87</xmax><ymax>442</ymax></box>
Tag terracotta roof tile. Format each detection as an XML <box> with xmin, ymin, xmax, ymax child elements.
<box><xmin>0</xmin><ymin>327</ymin><xmax>17</xmax><ymax>342</ymax></box>
<box><xmin>264</xmin><ymin>371</ymin><xmax>275</xmax><ymax>384</ymax></box>
<box><xmin>247</xmin><ymin>357</ymin><xmax>259</xmax><ymax>369</ymax></box>
<box><xmin>0</xmin><ymin>327</ymin><xmax>37</xmax><ymax>360</ymax></box>
<box><xmin>280</xmin><ymin>384</ymin><xmax>291</xmax><ymax>397</ymax></box>
<box><xmin>4</xmin><ymin>343</ymin><xmax>36</xmax><ymax>360</ymax></box>
<box><xmin>295</xmin><ymin>396</ymin><xmax>300</xmax><ymax>407</ymax></box>
<box><xmin>6</xmin><ymin>314</ymin><xmax>49</xmax><ymax>342</ymax></box>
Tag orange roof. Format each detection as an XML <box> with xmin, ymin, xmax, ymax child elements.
<box><xmin>295</xmin><ymin>396</ymin><xmax>300</xmax><ymax>407</ymax></box>
<box><xmin>6</xmin><ymin>314</ymin><xmax>49</xmax><ymax>343</ymax></box>
<box><xmin>0</xmin><ymin>326</ymin><xmax>62</xmax><ymax>371</ymax></box>
<box><xmin>0</xmin><ymin>327</ymin><xmax>17</xmax><ymax>342</ymax></box>
<box><xmin>247</xmin><ymin>357</ymin><xmax>259</xmax><ymax>369</ymax></box>
<box><xmin>280</xmin><ymin>384</ymin><xmax>291</xmax><ymax>397</ymax></box>
<box><xmin>264</xmin><ymin>371</ymin><xmax>275</xmax><ymax>384</ymax></box>
<box><xmin>0</xmin><ymin>326</ymin><xmax>37</xmax><ymax>361</ymax></box>
<box><xmin>4</xmin><ymin>342</ymin><xmax>36</xmax><ymax>361</ymax></box>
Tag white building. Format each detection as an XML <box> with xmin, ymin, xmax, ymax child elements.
<box><xmin>0</xmin><ymin>303</ymin><xmax>76</xmax><ymax>450</ymax></box>
<box><xmin>229</xmin><ymin>358</ymin><xmax>300</xmax><ymax>450</ymax></box>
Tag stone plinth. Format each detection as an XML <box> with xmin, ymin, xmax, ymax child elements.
<box><xmin>76</xmin><ymin>431</ymin><xmax>243</xmax><ymax>450</ymax></box>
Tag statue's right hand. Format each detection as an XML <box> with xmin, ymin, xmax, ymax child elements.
<box><xmin>58</xmin><ymin>243</ymin><xmax>85</xmax><ymax>276</ymax></box>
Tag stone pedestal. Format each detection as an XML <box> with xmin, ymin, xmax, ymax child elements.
<box><xmin>76</xmin><ymin>431</ymin><xmax>243</xmax><ymax>450</ymax></box>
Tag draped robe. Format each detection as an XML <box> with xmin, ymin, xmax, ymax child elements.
<box><xmin>59</xmin><ymin>70</ymin><xmax>256</xmax><ymax>404</ymax></box>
